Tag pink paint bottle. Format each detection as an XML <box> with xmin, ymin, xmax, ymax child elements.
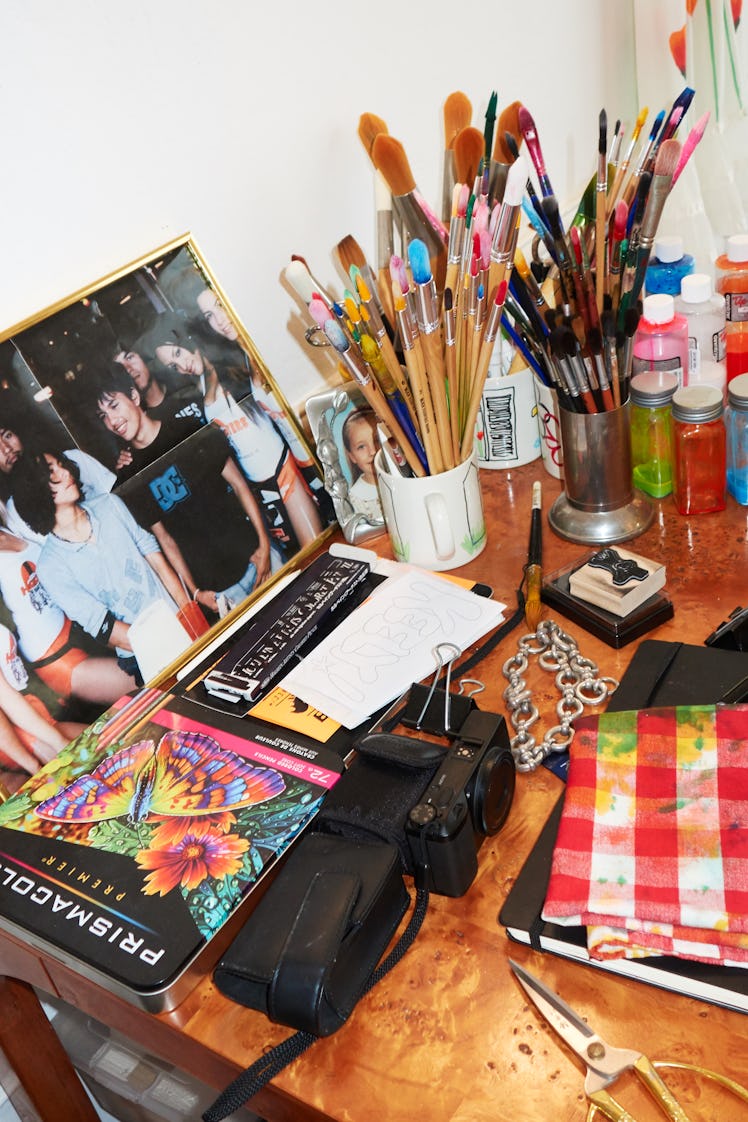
<box><xmin>631</xmin><ymin>293</ymin><xmax>689</xmax><ymax>388</ymax></box>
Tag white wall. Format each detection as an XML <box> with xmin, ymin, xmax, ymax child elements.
<box><xmin>0</xmin><ymin>1</ymin><xmax>638</xmax><ymax>412</ymax></box>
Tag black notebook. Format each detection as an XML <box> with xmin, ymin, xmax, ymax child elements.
<box><xmin>499</xmin><ymin>639</ymin><xmax>748</xmax><ymax>1012</ymax></box>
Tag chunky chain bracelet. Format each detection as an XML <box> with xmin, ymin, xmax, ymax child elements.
<box><xmin>502</xmin><ymin>619</ymin><xmax>619</xmax><ymax>772</ymax></box>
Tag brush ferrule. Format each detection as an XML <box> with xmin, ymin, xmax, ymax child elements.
<box><xmin>337</xmin><ymin>341</ymin><xmax>372</xmax><ymax>388</ymax></box>
<box><xmin>639</xmin><ymin>176</ymin><xmax>672</xmax><ymax>250</ymax></box>
<box><xmin>413</xmin><ymin>279</ymin><xmax>439</xmax><ymax>335</ymax></box>
<box><xmin>376</xmin><ymin>212</ymin><xmax>394</xmax><ymax>271</ymax></box>
<box><xmin>392</xmin><ymin>194</ymin><xmax>446</xmax><ymax>274</ymax></box>
<box><xmin>447</xmin><ymin>215</ymin><xmax>465</xmax><ymax>264</ymax></box>
<box><xmin>491</xmin><ymin>202</ymin><xmax>519</xmax><ymax>262</ymax></box>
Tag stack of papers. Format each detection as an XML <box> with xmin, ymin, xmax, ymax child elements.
<box><xmin>280</xmin><ymin>569</ymin><xmax>506</xmax><ymax>728</ymax></box>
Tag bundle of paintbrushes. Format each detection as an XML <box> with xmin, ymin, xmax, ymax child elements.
<box><xmin>284</xmin><ymin>86</ymin><xmax>709</xmax><ymax>484</ymax></box>
<box><xmin>497</xmin><ymin>86</ymin><xmax>709</xmax><ymax>414</ymax></box>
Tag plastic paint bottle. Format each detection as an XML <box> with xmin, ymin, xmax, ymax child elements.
<box><xmin>629</xmin><ymin>371</ymin><xmax>678</xmax><ymax>498</ymax></box>
<box><xmin>672</xmin><ymin>384</ymin><xmax>726</xmax><ymax>514</ymax></box>
<box><xmin>644</xmin><ymin>235</ymin><xmax>695</xmax><ymax>297</ymax></box>
<box><xmin>715</xmin><ymin>233</ymin><xmax>748</xmax><ymax>383</ymax></box>
<box><xmin>631</xmin><ymin>293</ymin><xmax>689</xmax><ymax>388</ymax></box>
<box><xmin>725</xmin><ymin>372</ymin><xmax>748</xmax><ymax>504</ymax></box>
<box><xmin>674</xmin><ymin>273</ymin><xmax>727</xmax><ymax>394</ymax></box>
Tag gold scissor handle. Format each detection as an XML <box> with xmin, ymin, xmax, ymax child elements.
<box><xmin>587</xmin><ymin>1060</ymin><xmax>748</xmax><ymax>1121</ymax></box>
<box><xmin>588</xmin><ymin>1089</ymin><xmax>636</xmax><ymax>1122</ymax></box>
<box><xmin>633</xmin><ymin>1056</ymin><xmax>690</xmax><ymax>1122</ymax></box>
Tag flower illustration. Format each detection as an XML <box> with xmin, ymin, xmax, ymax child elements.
<box><xmin>135</xmin><ymin>818</ymin><xmax>249</xmax><ymax>896</ymax></box>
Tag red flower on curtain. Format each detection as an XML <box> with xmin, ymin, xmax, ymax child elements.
<box><xmin>669</xmin><ymin>0</ymin><xmax>743</xmax><ymax>76</ymax></box>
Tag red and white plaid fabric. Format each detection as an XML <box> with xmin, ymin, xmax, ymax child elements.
<box><xmin>542</xmin><ymin>704</ymin><xmax>748</xmax><ymax>966</ymax></box>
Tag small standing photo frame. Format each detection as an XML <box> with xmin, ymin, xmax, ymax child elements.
<box><xmin>0</xmin><ymin>234</ymin><xmax>334</xmax><ymax>791</ymax></box>
<box><xmin>306</xmin><ymin>386</ymin><xmax>386</xmax><ymax>546</ymax></box>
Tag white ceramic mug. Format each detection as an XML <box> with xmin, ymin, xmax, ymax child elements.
<box><xmin>374</xmin><ymin>452</ymin><xmax>486</xmax><ymax>571</ymax></box>
<box><xmin>474</xmin><ymin>366</ymin><xmax>541</xmax><ymax>469</ymax></box>
<box><xmin>532</xmin><ymin>372</ymin><xmax>563</xmax><ymax>479</ymax></box>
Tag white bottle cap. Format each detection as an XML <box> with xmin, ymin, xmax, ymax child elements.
<box><xmin>654</xmin><ymin>235</ymin><xmax>684</xmax><ymax>263</ymax></box>
<box><xmin>727</xmin><ymin>234</ymin><xmax>748</xmax><ymax>263</ymax></box>
<box><xmin>643</xmin><ymin>293</ymin><xmax>675</xmax><ymax>325</ymax></box>
<box><xmin>680</xmin><ymin>273</ymin><xmax>713</xmax><ymax>302</ymax></box>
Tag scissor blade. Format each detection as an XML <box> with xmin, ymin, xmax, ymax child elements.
<box><xmin>509</xmin><ymin>960</ymin><xmax>597</xmax><ymax>1060</ymax></box>
<box><xmin>509</xmin><ymin>960</ymin><xmax>643</xmax><ymax>1090</ymax></box>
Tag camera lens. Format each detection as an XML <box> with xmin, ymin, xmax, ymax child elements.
<box><xmin>471</xmin><ymin>745</ymin><xmax>515</xmax><ymax>835</ymax></box>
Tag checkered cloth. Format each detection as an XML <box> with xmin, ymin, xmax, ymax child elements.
<box><xmin>542</xmin><ymin>705</ymin><xmax>748</xmax><ymax>966</ymax></box>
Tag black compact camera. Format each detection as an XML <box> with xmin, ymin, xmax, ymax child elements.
<box><xmin>405</xmin><ymin>708</ymin><xmax>515</xmax><ymax>897</ymax></box>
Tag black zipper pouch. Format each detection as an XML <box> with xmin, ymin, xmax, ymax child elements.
<box><xmin>213</xmin><ymin>831</ymin><xmax>408</xmax><ymax>1037</ymax></box>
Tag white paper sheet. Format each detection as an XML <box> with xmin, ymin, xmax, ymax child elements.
<box><xmin>280</xmin><ymin>569</ymin><xmax>506</xmax><ymax>728</ymax></box>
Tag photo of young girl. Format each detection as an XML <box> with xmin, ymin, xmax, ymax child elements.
<box><xmin>341</xmin><ymin>407</ymin><xmax>384</xmax><ymax>524</ymax></box>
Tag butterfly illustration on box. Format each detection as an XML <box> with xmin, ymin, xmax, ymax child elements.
<box><xmin>35</xmin><ymin>729</ymin><xmax>286</xmax><ymax>826</ymax></box>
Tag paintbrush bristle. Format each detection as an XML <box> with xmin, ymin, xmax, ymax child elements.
<box><xmin>335</xmin><ymin>233</ymin><xmax>368</xmax><ymax>277</ymax></box>
<box><xmin>503</xmin><ymin>156</ymin><xmax>527</xmax><ymax>206</ymax></box>
<box><xmin>358</xmin><ymin>112</ymin><xmax>388</xmax><ymax>157</ymax></box>
<box><xmin>599</xmin><ymin>108</ymin><xmax>607</xmax><ymax>155</ymax></box>
<box><xmin>612</xmin><ymin>199</ymin><xmax>628</xmax><ymax>239</ymax></box>
<box><xmin>443</xmin><ymin>91</ymin><xmax>472</xmax><ymax>148</ymax></box>
<box><xmin>371</xmin><ymin>134</ymin><xmax>416</xmax><ymax>196</ymax></box>
<box><xmin>653</xmin><ymin>137</ymin><xmax>682</xmax><ymax>179</ymax></box>
<box><xmin>495</xmin><ymin>101</ymin><xmax>522</xmax><ymax>163</ymax></box>
<box><xmin>453</xmin><ymin>126</ymin><xmax>485</xmax><ymax>186</ymax></box>
<box><xmin>284</xmin><ymin>259</ymin><xmax>317</xmax><ymax>304</ymax></box>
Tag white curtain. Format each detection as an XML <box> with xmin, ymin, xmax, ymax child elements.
<box><xmin>633</xmin><ymin>0</ymin><xmax>748</xmax><ymax>268</ymax></box>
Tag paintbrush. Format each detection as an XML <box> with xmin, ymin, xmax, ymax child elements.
<box><xmin>606</xmin><ymin>106</ymin><xmax>648</xmax><ymax>216</ymax></box>
<box><xmin>358</xmin><ymin>331</ymin><xmax>428</xmax><ymax>473</ymax></box>
<box><xmin>442</xmin><ymin>90</ymin><xmax>472</xmax><ymax>223</ymax></box>
<box><xmin>459</xmin><ymin>279</ymin><xmax>508</xmax><ymax>460</ymax></box>
<box><xmin>622</xmin><ymin>109</ymin><xmax>664</xmax><ymax>209</ymax></box>
<box><xmin>607</xmin><ymin>199</ymin><xmax>628</xmax><ymax>308</ymax></box>
<box><xmin>391</xmin><ymin>277</ymin><xmax>443</xmax><ymax>475</ymax></box>
<box><xmin>358</xmin><ymin>113</ymin><xmax>395</xmax><ymax>309</ymax></box>
<box><xmin>608</xmin><ymin>118</ymin><xmax>623</xmax><ymax>168</ymax></box>
<box><xmin>483</xmin><ymin>90</ymin><xmax>498</xmax><ymax>165</ymax></box>
<box><xmin>518</xmin><ymin>105</ymin><xmax>555</xmax><ymax>198</ymax></box>
<box><xmin>443</xmin><ymin>286</ymin><xmax>461</xmax><ymax>463</ymax></box>
<box><xmin>595</xmin><ymin>108</ymin><xmax>608</xmax><ymax>316</ymax></box>
<box><xmin>486</xmin><ymin>156</ymin><xmax>526</xmax><ymax>304</ymax></box>
<box><xmin>408</xmin><ymin>238</ymin><xmax>454</xmax><ymax>469</ymax></box>
<box><xmin>621</xmin><ymin>138</ymin><xmax>682</xmax><ymax>314</ymax></box>
<box><xmin>601</xmin><ymin>307</ymin><xmax>622</xmax><ymax>408</ymax></box>
<box><xmin>670</xmin><ymin>110</ymin><xmax>710</xmax><ymax>188</ymax></box>
<box><xmin>285</xmin><ymin>256</ymin><xmax>334</xmax><ymax>310</ymax></box>
<box><xmin>445</xmin><ymin>182</ymin><xmax>470</xmax><ymax>301</ymax></box>
<box><xmin>453</xmin><ymin>126</ymin><xmax>486</xmax><ymax>194</ymax></box>
<box><xmin>372</xmin><ymin>133</ymin><xmax>448</xmax><ymax>289</ymax></box>
<box><xmin>350</xmin><ymin>264</ymin><xmax>417</xmax><ymax>423</ymax></box>
<box><xmin>335</xmin><ymin>234</ymin><xmax>389</xmax><ymax>329</ymax></box>
<box><xmin>489</xmin><ymin>99</ymin><xmax>521</xmax><ymax>204</ymax></box>
<box><xmin>524</xmin><ymin>480</ymin><xmax>544</xmax><ymax>631</ymax></box>
<box><xmin>539</xmin><ymin>195</ymin><xmax>576</xmax><ymax>320</ymax></box>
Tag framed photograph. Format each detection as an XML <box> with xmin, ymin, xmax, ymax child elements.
<box><xmin>0</xmin><ymin>234</ymin><xmax>335</xmax><ymax>793</ymax></box>
<box><xmin>306</xmin><ymin>386</ymin><xmax>386</xmax><ymax>546</ymax></box>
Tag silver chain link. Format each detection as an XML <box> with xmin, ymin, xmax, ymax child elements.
<box><xmin>502</xmin><ymin>619</ymin><xmax>619</xmax><ymax>773</ymax></box>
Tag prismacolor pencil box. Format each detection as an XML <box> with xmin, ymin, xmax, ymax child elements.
<box><xmin>0</xmin><ymin>690</ymin><xmax>343</xmax><ymax>1012</ymax></box>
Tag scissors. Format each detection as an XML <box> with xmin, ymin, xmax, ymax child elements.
<box><xmin>510</xmin><ymin>959</ymin><xmax>697</xmax><ymax>1122</ymax></box>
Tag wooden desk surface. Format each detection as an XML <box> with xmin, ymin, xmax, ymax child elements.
<box><xmin>3</xmin><ymin>460</ymin><xmax>748</xmax><ymax>1122</ymax></box>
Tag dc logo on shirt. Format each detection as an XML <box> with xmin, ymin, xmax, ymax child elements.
<box><xmin>149</xmin><ymin>465</ymin><xmax>191</xmax><ymax>512</ymax></box>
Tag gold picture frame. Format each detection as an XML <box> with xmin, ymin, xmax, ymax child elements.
<box><xmin>0</xmin><ymin>234</ymin><xmax>334</xmax><ymax>789</ymax></box>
